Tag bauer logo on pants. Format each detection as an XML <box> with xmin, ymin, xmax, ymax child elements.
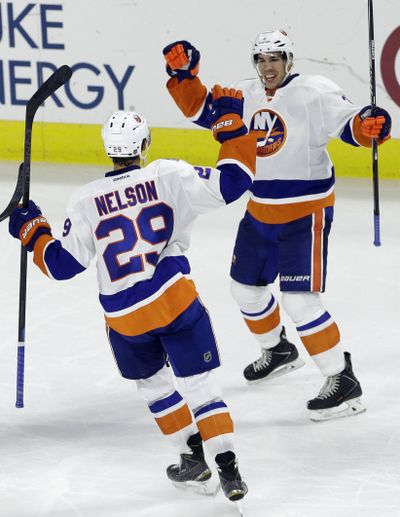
<box><xmin>250</xmin><ymin>109</ymin><xmax>287</xmax><ymax>157</ymax></box>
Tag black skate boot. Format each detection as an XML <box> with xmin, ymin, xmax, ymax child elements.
<box><xmin>307</xmin><ymin>352</ymin><xmax>366</xmax><ymax>422</ymax></box>
<box><xmin>243</xmin><ymin>327</ymin><xmax>305</xmax><ymax>383</ymax></box>
<box><xmin>166</xmin><ymin>433</ymin><xmax>213</xmax><ymax>495</ymax></box>
<box><xmin>215</xmin><ymin>451</ymin><xmax>248</xmax><ymax>501</ymax></box>
<box><xmin>215</xmin><ymin>451</ymin><xmax>248</xmax><ymax>502</ymax></box>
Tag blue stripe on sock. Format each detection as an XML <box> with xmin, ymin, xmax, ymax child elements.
<box><xmin>149</xmin><ymin>391</ymin><xmax>183</xmax><ymax>414</ymax></box>
<box><xmin>241</xmin><ymin>295</ymin><xmax>275</xmax><ymax>318</ymax></box>
<box><xmin>194</xmin><ymin>401</ymin><xmax>227</xmax><ymax>418</ymax></box>
<box><xmin>297</xmin><ymin>311</ymin><xmax>331</xmax><ymax>332</ymax></box>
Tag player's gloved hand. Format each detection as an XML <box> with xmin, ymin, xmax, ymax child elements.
<box><xmin>162</xmin><ymin>41</ymin><xmax>200</xmax><ymax>82</ymax></box>
<box><xmin>207</xmin><ymin>85</ymin><xmax>248</xmax><ymax>143</ymax></box>
<box><xmin>9</xmin><ymin>200</ymin><xmax>52</xmax><ymax>252</ymax></box>
<box><xmin>359</xmin><ymin>105</ymin><xmax>391</xmax><ymax>142</ymax></box>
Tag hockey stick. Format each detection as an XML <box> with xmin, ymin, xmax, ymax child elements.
<box><xmin>368</xmin><ymin>0</ymin><xmax>381</xmax><ymax>246</ymax></box>
<box><xmin>0</xmin><ymin>164</ymin><xmax>24</xmax><ymax>223</ymax></box>
<box><xmin>16</xmin><ymin>65</ymin><xmax>72</xmax><ymax>409</ymax></box>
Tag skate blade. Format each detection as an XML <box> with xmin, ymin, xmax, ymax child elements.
<box><xmin>247</xmin><ymin>357</ymin><xmax>305</xmax><ymax>385</ymax></box>
<box><xmin>235</xmin><ymin>500</ymin><xmax>244</xmax><ymax>516</ymax></box>
<box><xmin>309</xmin><ymin>397</ymin><xmax>366</xmax><ymax>422</ymax></box>
<box><xmin>171</xmin><ymin>478</ymin><xmax>220</xmax><ymax>497</ymax></box>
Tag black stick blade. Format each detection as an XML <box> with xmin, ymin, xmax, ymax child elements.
<box><xmin>26</xmin><ymin>65</ymin><xmax>73</xmax><ymax>120</ymax></box>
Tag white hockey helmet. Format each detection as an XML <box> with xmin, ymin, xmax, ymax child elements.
<box><xmin>251</xmin><ymin>29</ymin><xmax>294</xmax><ymax>64</ymax></box>
<box><xmin>251</xmin><ymin>30</ymin><xmax>294</xmax><ymax>85</ymax></box>
<box><xmin>102</xmin><ymin>111</ymin><xmax>151</xmax><ymax>161</ymax></box>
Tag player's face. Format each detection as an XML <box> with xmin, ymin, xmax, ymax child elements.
<box><xmin>256</xmin><ymin>53</ymin><xmax>287</xmax><ymax>89</ymax></box>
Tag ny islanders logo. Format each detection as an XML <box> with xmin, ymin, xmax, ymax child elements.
<box><xmin>250</xmin><ymin>109</ymin><xmax>287</xmax><ymax>157</ymax></box>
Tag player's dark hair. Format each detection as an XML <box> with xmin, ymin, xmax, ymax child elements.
<box><xmin>112</xmin><ymin>156</ymin><xmax>138</xmax><ymax>167</ymax></box>
<box><xmin>254</xmin><ymin>51</ymin><xmax>288</xmax><ymax>64</ymax></box>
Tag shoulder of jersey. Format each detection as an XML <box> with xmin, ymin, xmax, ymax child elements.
<box><xmin>152</xmin><ymin>158</ymin><xmax>193</xmax><ymax>176</ymax></box>
<box><xmin>68</xmin><ymin>176</ymin><xmax>109</xmax><ymax>206</ymax></box>
<box><xmin>67</xmin><ymin>160</ymin><xmax>192</xmax><ymax>206</ymax></box>
<box><xmin>297</xmin><ymin>74</ymin><xmax>343</xmax><ymax>93</ymax></box>
<box><xmin>235</xmin><ymin>77</ymin><xmax>260</xmax><ymax>93</ymax></box>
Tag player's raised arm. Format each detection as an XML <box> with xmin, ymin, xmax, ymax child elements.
<box><xmin>162</xmin><ymin>40</ymin><xmax>212</xmax><ymax>127</ymax></box>
<box><xmin>178</xmin><ymin>85</ymin><xmax>257</xmax><ymax>213</ymax></box>
<box><xmin>314</xmin><ymin>76</ymin><xmax>392</xmax><ymax>149</ymax></box>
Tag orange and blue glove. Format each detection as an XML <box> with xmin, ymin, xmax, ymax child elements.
<box><xmin>359</xmin><ymin>106</ymin><xmax>391</xmax><ymax>143</ymax></box>
<box><xmin>163</xmin><ymin>40</ymin><xmax>200</xmax><ymax>83</ymax></box>
<box><xmin>207</xmin><ymin>85</ymin><xmax>248</xmax><ymax>143</ymax></box>
<box><xmin>9</xmin><ymin>200</ymin><xmax>52</xmax><ymax>251</ymax></box>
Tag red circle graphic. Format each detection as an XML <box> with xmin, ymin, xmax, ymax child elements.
<box><xmin>381</xmin><ymin>26</ymin><xmax>400</xmax><ymax>107</ymax></box>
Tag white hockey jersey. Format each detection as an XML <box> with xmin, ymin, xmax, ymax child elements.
<box><xmin>32</xmin><ymin>150</ymin><xmax>255</xmax><ymax>336</ymax></box>
<box><xmin>237</xmin><ymin>75</ymin><xmax>361</xmax><ymax>223</ymax></box>
<box><xmin>167</xmin><ymin>73</ymin><xmax>364</xmax><ymax>224</ymax></box>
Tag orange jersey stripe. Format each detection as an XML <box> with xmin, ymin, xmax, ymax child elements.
<box><xmin>166</xmin><ymin>76</ymin><xmax>207</xmax><ymax>117</ymax></box>
<box><xmin>105</xmin><ymin>278</ymin><xmax>198</xmax><ymax>336</ymax></box>
<box><xmin>247</xmin><ymin>192</ymin><xmax>335</xmax><ymax>224</ymax></box>
<box><xmin>300</xmin><ymin>322</ymin><xmax>340</xmax><ymax>356</ymax></box>
<box><xmin>154</xmin><ymin>404</ymin><xmax>193</xmax><ymax>435</ymax></box>
<box><xmin>244</xmin><ymin>305</ymin><xmax>280</xmax><ymax>335</ymax></box>
<box><xmin>33</xmin><ymin>234</ymin><xmax>55</xmax><ymax>277</ymax></box>
<box><xmin>312</xmin><ymin>210</ymin><xmax>323</xmax><ymax>291</ymax></box>
<box><xmin>218</xmin><ymin>133</ymin><xmax>257</xmax><ymax>176</ymax></box>
<box><xmin>197</xmin><ymin>412</ymin><xmax>234</xmax><ymax>441</ymax></box>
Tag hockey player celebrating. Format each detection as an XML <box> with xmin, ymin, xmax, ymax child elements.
<box><xmin>162</xmin><ymin>31</ymin><xmax>392</xmax><ymax>421</ymax></box>
<box><xmin>8</xmin><ymin>87</ymin><xmax>256</xmax><ymax>504</ymax></box>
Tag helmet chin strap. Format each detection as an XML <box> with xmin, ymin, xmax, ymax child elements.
<box><xmin>139</xmin><ymin>140</ymin><xmax>150</xmax><ymax>165</ymax></box>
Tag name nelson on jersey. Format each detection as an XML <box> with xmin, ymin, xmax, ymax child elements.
<box><xmin>94</xmin><ymin>180</ymin><xmax>159</xmax><ymax>216</ymax></box>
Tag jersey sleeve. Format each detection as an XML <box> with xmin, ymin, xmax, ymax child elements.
<box><xmin>177</xmin><ymin>131</ymin><xmax>257</xmax><ymax>213</ymax></box>
<box><xmin>32</xmin><ymin>191</ymin><xmax>95</xmax><ymax>280</ymax></box>
<box><xmin>166</xmin><ymin>76</ymin><xmax>211</xmax><ymax>129</ymax></box>
<box><xmin>315</xmin><ymin>76</ymin><xmax>361</xmax><ymax>140</ymax></box>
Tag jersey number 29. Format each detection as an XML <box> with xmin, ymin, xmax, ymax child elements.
<box><xmin>95</xmin><ymin>202</ymin><xmax>174</xmax><ymax>282</ymax></box>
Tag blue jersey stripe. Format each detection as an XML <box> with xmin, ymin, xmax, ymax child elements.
<box><xmin>194</xmin><ymin>92</ymin><xmax>212</xmax><ymax>129</ymax></box>
<box><xmin>250</xmin><ymin>173</ymin><xmax>335</xmax><ymax>199</ymax></box>
<box><xmin>219</xmin><ymin>163</ymin><xmax>252</xmax><ymax>204</ymax></box>
<box><xmin>44</xmin><ymin>240</ymin><xmax>86</xmax><ymax>280</ymax></box>
<box><xmin>340</xmin><ymin>119</ymin><xmax>360</xmax><ymax>147</ymax></box>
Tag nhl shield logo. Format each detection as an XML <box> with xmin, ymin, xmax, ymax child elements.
<box><xmin>203</xmin><ymin>351</ymin><xmax>212</xmax><ymax>363</ymax></box>
<box><xmin>250</xmin><ymin>109</ymin><xmax>287</xmax><ymax>158</ymax></box>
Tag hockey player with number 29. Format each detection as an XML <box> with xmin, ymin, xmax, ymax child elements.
<box><xmin>163</xmin><ymin>30</ymin><xmax>392</xmax><ymax>421</ymax></box>
<box><xmin>8</xmin><ymin>87</ymin><xmax>256</xmax><ymax>505</ymax></box>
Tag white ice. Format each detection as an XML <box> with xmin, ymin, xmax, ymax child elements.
<box><xmin>1</xmin><ymin>162</ymin><xmax>400</xmax><ymax>517</ymax></box>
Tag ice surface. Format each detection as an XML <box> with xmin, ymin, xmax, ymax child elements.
<box><xmin>1</xmin><ymin>162</ymin><xmax>399</xmax><ymax>517</ymax></box>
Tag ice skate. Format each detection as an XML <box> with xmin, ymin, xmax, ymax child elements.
<box><xmin>243</xmin><ymin>327</ymin><xmax>305</xmax><ymax>384</ymax></box>
<box><xmin>308</xmin><ymin>352</ymin><xmax>366</xmax><ymax>422</ymax></box>
<box><xmin>167</xmin><ymin>433</ymin><xmax>216</xmax><ymax>496</ymax></box>
<box><xmin>215</xmin><ymin>451</ymin><xmax>248</xmax><ymax>503</ymax></box>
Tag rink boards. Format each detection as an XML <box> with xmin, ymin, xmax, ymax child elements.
<box><xmin>0</xmin><ymin>120</ymin><xmax>398</xmax><ymax>179</ymax></box>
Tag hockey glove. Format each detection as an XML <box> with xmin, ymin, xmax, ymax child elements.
<box><xmin>358</xmin><ymin>105</ymin><xmax>391</xmax><ymax>142</ymax></box>
<box><xmin>9</xmin><ymin>200</ymin><xmax>52</xmax><ymax>252</ymax></box>
<box><xmin>162</xmin><ymin>40</ymin><xmax>200</xmax><ymax>82</ymax></box>
<box><xmin>208</xmin><ymin>85</ymin><xmax>248</xmax><ymax>143</ymax></box>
